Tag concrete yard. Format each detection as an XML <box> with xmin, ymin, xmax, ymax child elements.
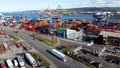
<box><xmin>0</xmin><ymin>45</ymin><xmax>32</xmax><ymax>68</ymax></box>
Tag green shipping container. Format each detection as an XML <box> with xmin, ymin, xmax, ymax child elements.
<box><xmin>56</xmin><ymin>28</ymin><xmax>66</xmax><ymax>34</ymax></box>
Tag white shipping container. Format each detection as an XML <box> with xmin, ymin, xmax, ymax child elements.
<box><xmin>66</xmin><ymin>29</ymin><xmax>76</xmax><ymax>40</ymax></box>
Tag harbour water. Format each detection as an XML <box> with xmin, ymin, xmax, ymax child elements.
<box><xmin>2</xmin><ymin>12</ymin><xmax>120</xmax><ymax>22</ymax></box>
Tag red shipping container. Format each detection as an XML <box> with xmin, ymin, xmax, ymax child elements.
<box><xmin>16</xmin><ymin>42</ymin><xmax>22</xmax><ymax>48</ymax></box>
<box><xmin>86</xmin><ymin>26</ymin><xmax>95</xmax><ymax>33</ymax></box>
<box><xmin>3</xmin><ymin>43</ymin><xmax>8</xmax><ymax>51</ymax></box>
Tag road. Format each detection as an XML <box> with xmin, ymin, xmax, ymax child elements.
<box><xmin>0</xmin><ymin>26</ymin><xmax>89</xmax><ymax>68</ymax></box>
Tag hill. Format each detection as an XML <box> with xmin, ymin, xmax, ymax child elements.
<box><xmin>67</xmin><ymin>7</ymin><xmax>120</xmax><ymax>13</ymax></box>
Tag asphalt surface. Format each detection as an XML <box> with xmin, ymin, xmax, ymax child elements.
<box><xmin>0</xmin><ymin>27</ymin><xmax>89</xmax><ymax>68</ymax></box>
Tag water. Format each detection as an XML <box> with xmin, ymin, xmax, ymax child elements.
<box><xmin>2</xmin><ymin>12</ymin><xmax>120</xmax><ymax>22</ymax></box>
<box><xmin>3</xmin><ymin>12</ymin><xmax>41</xmax><ymax>20</ymax></box>
<box><xmin>62</xmin><ymin>14</ymin><xmax>93</xmax><ymax>20</ymax></box>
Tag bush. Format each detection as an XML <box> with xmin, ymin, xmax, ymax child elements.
<box><xmin>9</xmin><ymin>40</ymin><xmax>17</xmax><ymax>46</ymax></box>
<box><xmin>31</xmin><ymin>52</ymin><xmax>51</xmax><ymax>67</ymax></box>
<box><xmin>63</xmin><ymin>47</ymin><xmax>73</xmax><ymax>54</ymax></box>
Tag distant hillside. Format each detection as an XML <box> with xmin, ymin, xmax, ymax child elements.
<box><xmin>67</xmin><ymin>7</ymin><xmax>120</xmax><ymax>13</ymax></box>
<box><xmin>16</xmin><ymin>7</ymin><xmax>120</xmax><ymax>14</ymax></box>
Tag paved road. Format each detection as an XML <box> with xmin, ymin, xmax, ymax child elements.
<box><xmin>0</xmin><ymin>27</ymin><xmax>89</xmax><ymax>68</ymax></box>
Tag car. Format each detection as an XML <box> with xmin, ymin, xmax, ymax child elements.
<box><xmin>14</xmin><ymin>31</ymin><xmax>18</xmax><ymax>33</ymax></box>
<box><xmin>32</xmin><ymin>38</ymin><xmax>35</xmax><ymax>40</ymax></box>
<box><xmin>13</xmin><ymin>59</ymin><xmax>18</xmax><ymax>67</ymax></box>
<box><xmin>0</xmin><ymin>63</ymin><xmax>7</xmax><ymax>68</ymax></box>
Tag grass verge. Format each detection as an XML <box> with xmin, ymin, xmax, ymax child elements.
<box><xmin>30</xmin><ymin>34</ymin><xmax>58</xmax><ymax>46</ymax></box>
<box><xmin>31</xmin><ymin>52</ymin><xmax>51</xmax><ymax>67</ymax></box>
<box><xmin>9</xmin><ymin>35</ymin><xmax>19</xmax><ymax>41</ymax></box>
<box><xmin>0</xmin><ymin>44</ymin><xmax>4</xmax><ymax>54</ymax></box>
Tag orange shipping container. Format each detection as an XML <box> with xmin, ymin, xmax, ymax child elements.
<box><xmin>38</xmin><ymin>21</ymin><xmax>49</xmax><ymax>27</ymax></box>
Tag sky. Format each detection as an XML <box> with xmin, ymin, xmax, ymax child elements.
<box><xmin>0</xmin><ymin>0</ymin><xmax>120</xmax><ymax>12</ymax></box>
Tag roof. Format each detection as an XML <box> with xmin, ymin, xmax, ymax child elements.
<box><xmin>99</xmin><ymin>31</ymin><xmax>120</xmax><ymax>38</ymax></box>
<box><xmin>25</xmin><ymin>53</ymin><xmax>36</xmax><ymax>64</ymax></box>
<box><xmin>52</xmin><ymin>49</ymin><xmax>66</xmax><ymax>57</ymax></box>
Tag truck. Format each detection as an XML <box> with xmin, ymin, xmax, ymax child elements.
<box><xmin>16</xmin><ymin>56</ymin><xmax>25</xmax><ymax>67</ymax></box>
<box><xmin>50</xmin><ymin>49</ymin><xmax>67</xmax><ymax>62</ymax></box>
<box><xmin>24</xmin><ymin>52</ymin><xmax>37</xmax><ymax>67</ymax></box>
<box><xmin>5</xmin><ymin>59</ymin><xmax>14</xmax><ymax>68</ymax></box>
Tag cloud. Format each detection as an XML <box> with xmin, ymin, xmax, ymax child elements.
<box><xmin>96</xmin><ymin>0</ymin><xmax>120</xmax><ymax>7</ymax></box>
<box><xmin>67</xmin><ymin>0</ymin><xmax>120</xmax><ymax>8</ymax></box>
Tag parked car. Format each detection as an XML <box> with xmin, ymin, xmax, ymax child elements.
<box><xmin>0</xmin><ymin>63</ymin><xmax>7</xmax><ymax>68</ymax></box>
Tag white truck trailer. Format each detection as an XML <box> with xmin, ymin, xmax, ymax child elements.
<box><xmin>50</xmin><ymin>49</ymin><xmax>67</xmax><ymax>62</ymax></box>
<box><xmin>24</xmin><ymin>52</ymin><xmax>37</xmax><ymax>67</ymax></box>
<box><xmin>5</xmin><ymin>59</ymin><xmax>14</xmax><ymax>68</ymax></box>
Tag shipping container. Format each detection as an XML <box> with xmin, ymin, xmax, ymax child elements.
<box><xmin>66</xmin><ymin>29</ymin><xmax>76</xmax><ymax>40</ymax></box>
<box><xmin>3</xmin><ymin>43</ymin><xmax>8</xmax><ymax>51</ymax></box>
<box><xmin>56</xmin><ymin>28</ymin><xmax>66</xmax><ymax>38</ymax></box>
<box><xmin>16</xmin><ymin>42</ymin><xmax>22</xmax><ymax>48</ymax></box>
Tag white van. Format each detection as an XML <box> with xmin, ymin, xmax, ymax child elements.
<box><xmin>13</xmin><ymin>59</ymin><xmax>18</xmax><ymax>67</ymax></box>
<box><xmin>17</xmin><ymin>56</ymin><xmax>25</xmax><ymax>67</ymax></box>
<box><xmin>5</xmin><ymin>59</ymin><xmax>14</xmax><ymax>68</ymax></box>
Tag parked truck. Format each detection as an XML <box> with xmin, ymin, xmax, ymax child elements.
<box><xmin>5</xmin><ymin>59</ymin><xmax>14</xmax><ymax>68</ymax></box>
<box><xmin>24</xmin><ymin>52</ymin><xmax>37</xmax><ymax>67</ymax></box>
<box><xmin>50</xmin><ymin>49</ymin><xmax>67</xmax><ymax>62</ymax></box>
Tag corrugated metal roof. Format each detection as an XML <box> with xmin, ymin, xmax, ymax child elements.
<box><xmin>99</xmin><ymin>31</ymin><xmax>120</xmax><ymax>38</ymax></box>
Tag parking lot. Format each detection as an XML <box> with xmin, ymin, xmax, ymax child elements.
<box><xmin>0</xmin><ymin>45</ymin><xmax>32</xmax><ymax>67</ymax></box>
